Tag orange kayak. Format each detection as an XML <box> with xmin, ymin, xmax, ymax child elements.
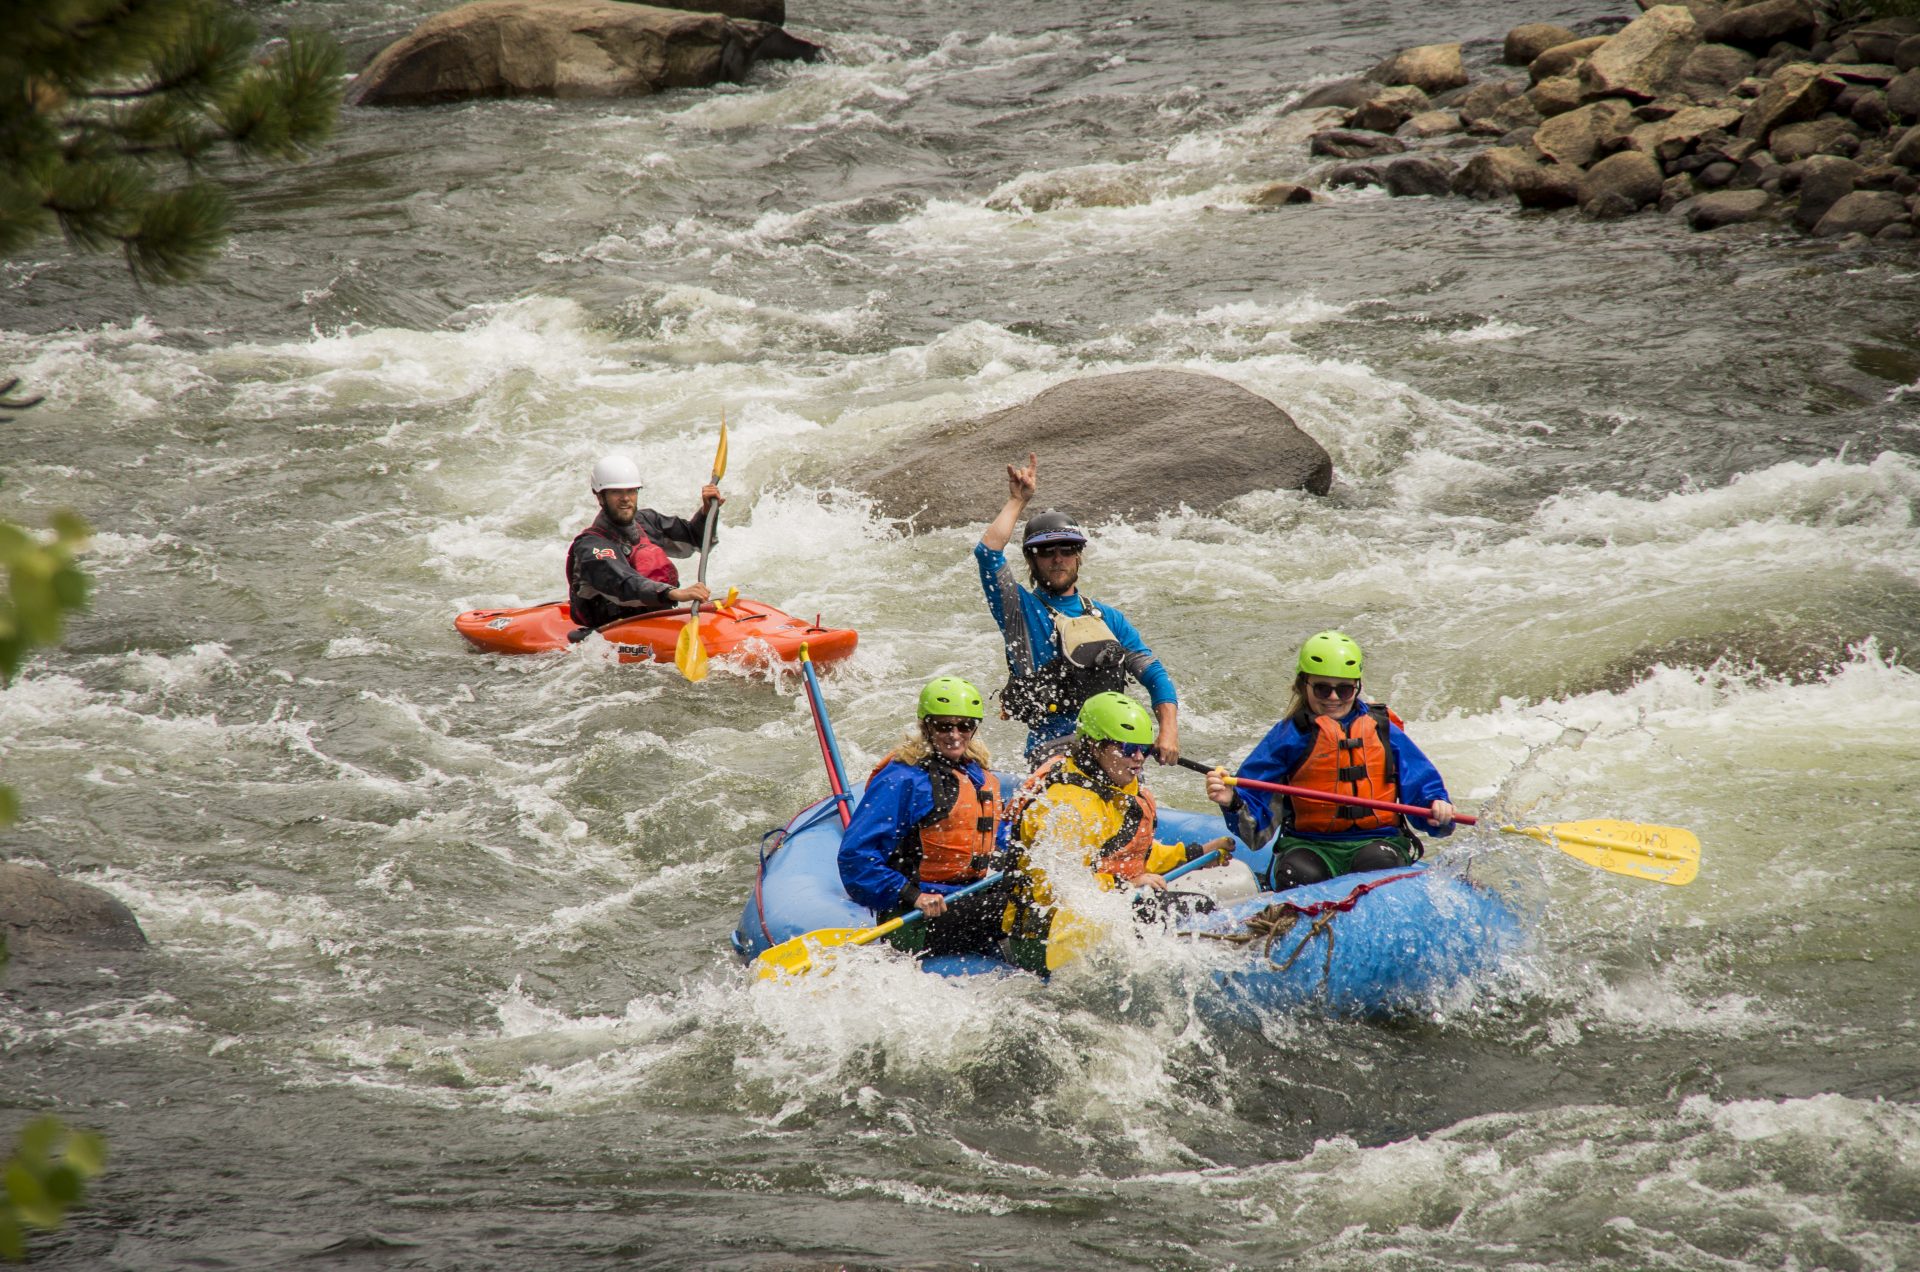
<box><xmin>454</xmin><ymin>598</ymin><xmax>858</xmax><ymax>668</ymax></box>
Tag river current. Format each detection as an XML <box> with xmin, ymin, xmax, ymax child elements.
<box><xmin>5</xmin><ymin>1</ymin><xmax>1920</xmax><ymax>1268</ymax></box>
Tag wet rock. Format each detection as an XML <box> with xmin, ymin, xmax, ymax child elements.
<box><xmin>1894</xmin><ymin>124</ymin><xmax>1920</xmax><ymax>169</ymax></box>
<box><xmin>1247</xmin><ymin>181</ymin><xmax>1316</xmax><ymax>206</ymax></box>
<box><xmin>1890</xmin><ymin>69</ymin><xmax>1920</xmax><ymax>121</ymax></box>
<box><xmin>1703</xmin><ymin>0</ymin><xmax>1823</xmax><ymax>55</ymax></box>
<box><xmin>1583</xmin><ymin>6</ymin><xmax>1702</xmax><ymax>102</ymax></box>
<box><xmin>1370</xmin><ymin>43</ymin><xmax>1469</xmax><ymax>95</ymax></box>
<box><xmin>1473</xmin><ymin>95</ymin><xmax>1546</xmax><ymax>137</ymax></box>
<box><xmin>1293</xmin><ymin>77</ymin><xmax>1385</xmax><ymax>112</ymax></box>
<box><xmin>1900</xmin><ymin>35</ymin><xmax>1920</xmax><ymax>73</ymax></box>
<box><xmin>1513</xmin><ymin>162</ymin><xmax>1584</xmax><ymax>208</ymax></box>
<box><xmin>1322</xmin><ymin>162</ymin><xmax>1384</xmax><ymax>189</ymax></box>
<box><xmin>1877</xmin><ymin>221</ymin><xmax>1915</xmax><ymax>240</ymax></box>
<box><xmin>1769</xmin><ymin>117</ymin><xmax>1861</xmax><ymax>163</ymax></box>
<box><xmin>986</xmin><ymin>166</ymin><xmax>1145</xmax><ymax>211</ymax></box>
<box><xmin>1852</xmin><ymin>88</ymin><xmax>1892</xmax><ymax>132</ymax></box>
<box><xmin>1534</xmin><ymin>99</ymin><xmax>1636</xmax><ymax>167</ymax></box>
<box><xmin>1674</xmin><ymin>41</ymin><xmax>1757</xmax><ymax>97</ymax></box>
<box><xmin>1733</xmin><ymin>148</ymin><xmax>1782</xmax><ymax>188</ymax></box>
<box><xmin>345</xmin><ymin>0</ymin><xmax>817</xmax><ymax>106</ymax></box>
<box><xmin>859</xmin><ymin>371</ymin><xmax>1333</xmax><ymax>528</ymax></box>
<box><xmin>1660</xmin><ymin>172</ymin><xmax>1697</xmax><ymax>209</ymax></box>
<box><xmin>1507</xmin><ymin>24</ymin><xmax>1579</xmax><ymax>66</ymax></box>
<box><xmin>1458</xmin><ymin>79</ymin><xmax>1523</xmax><ymax>127</ymax></box>
<box><xmin>1531</xmin><ymin>36</ymin><xmax>1611</xmax><ymax>85</ymax></box>
<box><xmin>1738</xmin><ymin>62</ymin><xmax>1838</xmax><ymax>140</ymax></box>
<box><xmin>1580</xmin><ymin>149</ymin><xmax>1665</xmax><ymax>214</ymax></box>
<box><xmin>1698</xmin><ymin>159</ymin><xmax>1737</xmax><ymax>185</ymax></box>
<box><xmin>1396</xmin><ymin>109</ymin><xmax>1463</xmax><ymax>140</ymax></box>
<box><xmin>1684</xmin><ymin>187</ymin><xmax>1773</xmax><ymax>226</ymax></box>
<box><xmin>1310</xmin><ymin>128</ymin><xmax>1407</xmax><ymax>159</ymax></box>
<box><xmin>1811</xmin><ymin>189</ymin><xmax>1908</xmax><ymax>236</ymax></box>
<box><xmin>1529</xmin><ymin>74</ymin><xmax>1586</xmax><ymax>117</ymax></box>
<box><xmin>1625</xmin><ymin>104</ymin><xmax>1745</xmax><ymax>161</ymax></box>
<box><xmin>1843</xmin><ymin>23</ymin><xmax>1916</xmax><ymax>67</ymax></box>
<box><xmin>1348</xmin><ymin>84</ymin><xmax>1431</xmax><ymax>133</ymax></box>
<box><xmin>1381</xmin><ymin>155</ymin><xmax>1455</xmax><ymax>197</ymax></box>
<box><xmin>1449</xmin><ymin>146</ymin><xmax>1542</xmax><ymax>199</ymax></box>
<box><xmin>0</xmin><ymin>864</ymin><xmax>147</xmax><ymax>960</ymax></box>
<box><xmin>1642</xmin><ymin>0</ymin><xmax>1729</xmax><ymax>23</ymax></box>
<box><xmin>1793</xmin><ymin>153</ymin><xmax>1863</xmax><ymax>226</ymax></box>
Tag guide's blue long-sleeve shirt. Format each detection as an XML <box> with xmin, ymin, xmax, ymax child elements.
<box><xmin>974</xmin><ymin>541</ymin><xmax>1176</xmax><ymax>757</ymax></box>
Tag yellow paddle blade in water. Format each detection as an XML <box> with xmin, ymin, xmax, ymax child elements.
<box><xmin>674</xmin><ymin>614</ymin><xmax>708</xmax><ymax>682</ymax></box>
<box><xmin>1502</xmin><ymin>819</ymin><xmax>1701</xmax><ymax>887</ymax></box>
<box><xmin>754</xmin><ymin>915</ymin><xmax>908</xmax><ymax>980</ymax></box>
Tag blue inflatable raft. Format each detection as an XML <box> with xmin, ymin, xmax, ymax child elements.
<box><xmin>733</xmin><ymin>780</ymin><xmax>1529</xmax><ymax>1014</ymax></box>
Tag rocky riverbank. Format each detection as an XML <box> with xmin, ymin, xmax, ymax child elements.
<box><xmin>1287</xmin><ymin>1</ymin><xmax>1920</xmax><ymax>243</ymax></box>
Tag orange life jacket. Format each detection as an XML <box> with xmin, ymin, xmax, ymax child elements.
<box><xmin>870</xmin><ymin>753</ymin><xmax>1002</xmax><ymax>884</ymax></box>
<box><xmin>1009</xmin><ymin>753</ymin><xmax>1159</xmax><ymax>880</ymax></box>
<box><xmin>1285</xmin><ymin>705</ymin><xmax>1401</xmax><ymax>835</ymax></box>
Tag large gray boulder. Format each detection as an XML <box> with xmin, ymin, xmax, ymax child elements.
<box><xmin>1673</xmin><ymin>42</ymin><xmax>1756</xmax><ymax>97</ymax></box>
<box><xmin>1702</xmin><ymin>0</ymin><xmax>1823</xmax><ymax>54</ymax></box>
<box><xmin>1739</xmin><ymin>62</ymin><xmax>1839</xmax><ymax>140</ymax></box>
<box><xmin>858</xmin><ymin>372</ymin><xmax>1333</xmax><ymax>529</ymax></box>
<box><xmin>1506</xmin><ymin>24</ymin><xmax>1580</xmax><ymax>66</ymax></box>
<box><xmin>1580</xmin><ymin>150</ymin><xmax>1665</xmax><ymax>215</ymax></box>
<box><xmin>1450</xmin><ymin>147</ymin><xmax>1545</xmax><ymax>199</ymax></box>
<box><xmin>1683</xmin><ymin>188</ymin><xmax>1773</xmax><ymax>227</ymax></box>
<box><xmin>346</xmin><ymin>0</ymin><xmax>818</xmax><ymax>107</ymax></box>
<box><xmin>1811</xmin><ymin>189</ymin><xmax>1908</xmax><ymax>237</ymax></box>
<box><xmin>1793</xmin><ymin>154</ymin><xmax>1863</xmax><ymax>227</ymax></box>
<box><xmin>1534</xmin><ymin>99</ymin><xmax>1636</xmax><ymax>167</ymax></box>
<box><xmin>1624</xmin><ymin>105</ymin><xmax>1745</xmax><ymax>161</ymax></box>
<box><xmin>1370</xmin><ymin>43</ymin><xmax>1469</xmax><ymax>95</ymax></box>
<box><xmin>1</xmin><ymin>864</ymin><xmax>147</xmax><ymax>960</ymax></box>
<box><xmin>1531</xmin><ymin>36</ymin><xmax>1611</xmax><ymax>84</ymax></box>
<box><xmin>1581</xmin><ymin>6</ymin><xmax>1701</xmax><ymax>101</ymax></box>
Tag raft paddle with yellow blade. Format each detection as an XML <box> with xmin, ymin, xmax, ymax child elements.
<box><xmin>1179</xmin><ymin>760</ymin><xmax>1699</xmax><ymax>887</ymax></box>
<box><xmin>673</xmin><ymin>414</ymin><xmax>729</xmax><ymax>682</ymax></box>
<box><xmin>754</xmin><ymin>871</ymin><xmax>1005</xmax><ymax>980</ymax></box>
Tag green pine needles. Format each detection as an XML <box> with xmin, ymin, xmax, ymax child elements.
<box><xmin>0</xmin><ymin>0</ymin><xmax>345</xmax><ymax>284</ymax></box>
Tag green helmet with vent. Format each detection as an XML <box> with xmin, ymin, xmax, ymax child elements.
<box><xmin>917</xmin><ymin>676</ymin><xmax>985</xmax><ymax>721</ymax></box>
<box><xmin>1297</xmin><ymin>630</ymin><xmax>1364</xmax><ymax>678</ymax></box>
<box><xmin>1075</xmin><ymin>691</ymin><xmax>1154</xmax><ymax>743</ymax></box>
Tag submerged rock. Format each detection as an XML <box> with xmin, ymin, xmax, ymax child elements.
<box><xmin>858</xmin><ymin>371</ymin><xmax>1333</xmax><ymax>529</ymax></box>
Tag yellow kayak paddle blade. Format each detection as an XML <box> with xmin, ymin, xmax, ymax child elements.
<box><xmin>712</xmin><ymin>416</ymin><xmax>729</xmax><ymax>482</ymax></box>
<box><xmin>674</xmin><ymin>614</ymin><xmax>709</xmax><ymax>682</ymax></box>
<box><xmin>1503</xmin><ymin>819</ymin><xmax>1701</xmax><ymax>887</ymax></box>
<box><xmin>753</xmin><ymin>915</ymin><xmax>907</xmax><ymax>980</ymax></box>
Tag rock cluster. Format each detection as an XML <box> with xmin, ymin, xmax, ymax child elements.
<box><xmin>1289</xmin><ymin>2</ymin><xmax>1920</xmax><ymax>243</ymax></box>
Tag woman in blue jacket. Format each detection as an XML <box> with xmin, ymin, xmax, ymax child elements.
<box><xmin>1205</xmin><ymin>631</ymin><xmax>1456</xmax><ymax>891</ymax></box>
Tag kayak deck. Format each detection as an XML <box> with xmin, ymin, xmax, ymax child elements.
<box><xmin>454</xmin><ymin>598</ymin><xmax>857</xmax><ymax>667</ymax></box>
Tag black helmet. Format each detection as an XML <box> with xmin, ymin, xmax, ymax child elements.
<box><xmin>1021</xmin><ymin>509</ymin><xmax>1087</xmax><ymax>552</ymax></box>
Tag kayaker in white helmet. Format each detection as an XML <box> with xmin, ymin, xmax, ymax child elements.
<box><xmin>565</xmin><ymin>452</ymin><xmax>724</xmax><ymax>629</ymax></box>
<box><xmin>976</xmin><ymin>452</ymin><xmax>1181</xmax><ymax>767</ymax></box>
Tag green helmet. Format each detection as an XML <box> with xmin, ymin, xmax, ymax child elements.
<box><xmin>1076</xmin><ymin>691</ymin><xmax>1154</xmax><ymax>743</ymax></box>
<box><xmin>1298</xmin><ymin>630</ymin><xmax>1363</xmax><ymax>678</ymax></box>
<box><xmin>918</xmin><ymin>676</ymin><xmax>985</xmax><ymax>721</ymax></box>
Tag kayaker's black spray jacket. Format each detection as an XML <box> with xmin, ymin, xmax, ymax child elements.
<box><xmin>565</xmin><ymin>506</ymin><xmax>715</xmax><ymax>630</ymax></box>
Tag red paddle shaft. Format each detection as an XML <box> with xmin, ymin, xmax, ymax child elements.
<box><xmin>1205</xmin><ymin>767</ymin><xmax>1474</xmax><ymax>826</ymax></box>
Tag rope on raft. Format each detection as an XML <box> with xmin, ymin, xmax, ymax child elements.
<box><xmin>1197</xmin><ymin>869</ymin><xmax>1424</xmax><ymax>981</ymax></box>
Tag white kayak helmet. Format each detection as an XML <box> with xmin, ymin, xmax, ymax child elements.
<box><xmin>590</xmin><ymin>453</ymin><xmax>643</xmax><ymax>493</ymax></box>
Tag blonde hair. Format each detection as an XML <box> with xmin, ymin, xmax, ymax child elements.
<box><xmin>897</xmin><ymin>721</ymin><xmax>991</xmax><ymax>768</ymax></box>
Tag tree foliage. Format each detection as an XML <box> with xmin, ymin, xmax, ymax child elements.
<box><xmin>0</xmin><ymin>1117</ymin><xmax>108</xmax><ymax>1262</ymax></box>
<box><xmin>0</xmin><ymin>0</ymin><xmax>345</xmax><ymax>284</ymax></box>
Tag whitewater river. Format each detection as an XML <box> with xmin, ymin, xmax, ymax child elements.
<box><xmin>6</xmin><ymin>0</ymin><xmax>1920</xmax><ymax>1266</ymax></box>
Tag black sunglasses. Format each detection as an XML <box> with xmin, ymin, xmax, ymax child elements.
<box><xmin>1032</xmin><ymin>544</ymin><xmax>1082</xmax><ymax>559</ymax></box>
<box><xmin>926</xmin><ymin>718</ymin><xmax>978</xmax><ymax>735</ymax></box>
<box><xmin>1306</xmin><ymin>680</ymin><xmax>1358</xmax><ymax>701</ymax></box>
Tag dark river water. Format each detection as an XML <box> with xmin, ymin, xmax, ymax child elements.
<box><xmin>5</xmin><ymin>1</ymin><xmax>1920</xmax><ymax>1268</ymax></box>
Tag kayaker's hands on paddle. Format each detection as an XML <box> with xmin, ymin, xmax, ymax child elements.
<box><xmin>668</xmin><ymin>582</ymin><xmax>712</xmax><ymax>604</ymax></box>
<box><xmin>697</xmin><ymin>483</ymin><xmax>725</xmax><ymax>515</ymax></box>
<box><xmin>1427</xmin><ymin>799</ymin><xmax>1455</xmax><ymax>828</ymax></box>
<box><xmin>1133</xmin><ymin>873</ymin><xmax>1169</xmax><ymax>892</ymax></box>
<box><xmin>1204</xmin><ymin>767</ymin><xmax>1234</xmax><ymax>808</ymax></box>
<box><xmin>914</xmin><ymin>892</ymin><xmax>949</xmax><ymax>918</ymax></box>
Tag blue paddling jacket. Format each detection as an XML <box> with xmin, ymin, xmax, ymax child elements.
<box><xmin>838</xmin><ymin>756</ymin><xmax>1012</xmax><ymax>913</ymax></box>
